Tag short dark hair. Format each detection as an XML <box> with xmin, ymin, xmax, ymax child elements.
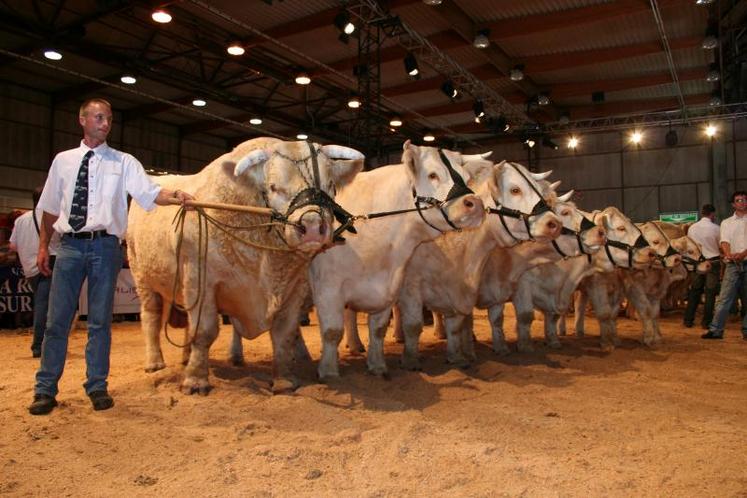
<box><xmin>730</xmin><ymin>190</ymin><xmax>747</xmax><ymax>203</ymax></box>
<box><xmin>32</xmin><ymin>186</ymin><xmax>43</xmax><ymax>207</ymax></box>
<box><xmin>701</xmin><ymin>204</ymin><xmax>715</xmax><ymax>215</ymax></box>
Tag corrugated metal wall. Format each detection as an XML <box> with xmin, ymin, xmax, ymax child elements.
<box><xmin>476</xmin><ymin>120</ymin><xmax>747</xmax><ymax>221</ymax></box>
<box><xmin>0</xmin><ymin>82</ymin><xmax>231</xmax><ymax>211</ymax></box>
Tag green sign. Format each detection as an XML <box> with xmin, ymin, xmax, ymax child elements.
<box><xmin>658</xmin><ymin>211</ymin><xmax>698</xmax><ymax>223</ymax></box>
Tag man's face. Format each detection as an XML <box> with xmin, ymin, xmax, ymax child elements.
<box><xmin>79</xmin><ymin>102</ymin><xmax>112</xmax><ymax>143</ymax></box>
<box><xmin>732</xmin><ymin>195</ymin><xmax>747</xmax><ymax>211</ymax></box>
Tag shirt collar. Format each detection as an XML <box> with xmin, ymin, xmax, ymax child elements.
<box><xmin>80</xmin><ymin>141</ymin><xmax>110</xmax><ymax>157</ymax></box>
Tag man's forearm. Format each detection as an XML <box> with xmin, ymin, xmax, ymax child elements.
<box><xmin>39</xmin><ymin>211</ymin><xmax>57</xmax><ymax>248</ymax></box>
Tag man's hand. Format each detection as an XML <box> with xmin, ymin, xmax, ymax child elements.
<box><xmin>155</xmin><ymin>188</ymin><xmax>196</xmax><ymax>209</ymax></box>
<box><xmin>37</xmin><ymin>245</ymin><xmax>51</xmax><ymax>277</ymax></box>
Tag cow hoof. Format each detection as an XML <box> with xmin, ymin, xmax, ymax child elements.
<box><xmin>492</xmin><ymin>345</ymin><xmax>511</xmax><ymax>356</ymax></box>
<box><xmin>144</xmin><ymin>362</ymin><xmax>166</xmax><ymax>373</ymax></box>
<box><xmin>229</xmin><ymin>356</ymin><xmax>245</xmax><ymax>367</ymax></box>
<box><xmin>271</xmin><ymin>377</ymin><xmax>298</xmax><ymax>394</ymax></box>
<box><xmin>400</xmin><ymin>356</ymin><xmax>422</xmax><ymax>371</ymax></box>
<box><xmin>447</xmin><ymin>356</ymin><xmax>470</xmax><ymax>369</ymax></box>
<box><xmin>317</xmin><ymin>370</ymin><xmax>340</xmax><ymax>383</ymax></box>
<box><xmin>181</xmin><ymin>378</ymin><xmax>212</xmax><ymax>395</ymax></box>
<box><xmin>574</xmin><ymin>330</ymin><xmax>585</xmax><ymax>338</ymax></box>
<box><xmin>367</xmin><ymin>366</ymin><xmax>389</xmax><ymax>378</ymax></box>
<box><xmin>516</xmin><ymin>343</ymin><xmax>535</xmax><ymax>354</ymax></box>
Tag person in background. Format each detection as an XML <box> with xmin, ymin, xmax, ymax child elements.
<box><xmin>29</xmin><ymin>98</ymin><xmax>194</xmax><ymax>416</ymax></box>
<box><xmin>702</xmin><ymin>191</ymin><xmax>747</xmax><ymax>340</ymax></box>
<box><xmin>683</xmin><ymin>204</ymin><xmax>721</xmax><ymax>330</ymax></box>
<box><xmin>9</xmin><ymin>187</ymin><xmax>60</xmax><ymax>357</ymax></box>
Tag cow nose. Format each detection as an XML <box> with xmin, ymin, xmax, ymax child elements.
<box><xmin>671</xmin><ymin>255</ymin><xmax>681</xmax><ymax>266</ymax></box>
<box><xmin>702</xmin><ymin>262</ymin><xmax>712</xmax><ymax>272</ymax></box>
<box><xmin>546</xmin><ymin>219</ymin><xmax>560</xmax><ymax>236</ymax></box>
<box><xmin>597</xmin><ymin>228</ymin><xmax>606</xmax><ymax>239</ymax></box>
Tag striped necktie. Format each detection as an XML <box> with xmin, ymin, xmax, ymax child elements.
<box><xmin>69</xmin><ymin>150</ymin><xmax>94</xmax><ymax>231</ymax></box>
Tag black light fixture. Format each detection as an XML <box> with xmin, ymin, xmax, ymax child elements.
<box><xmin>347</xmin><ymin>94</ymin><xmax>361</xmax><ymax>109</ymax></box>
<box><xmin>665</xmin><ymin>128</ymin><xmax>678</xmax><ymax>147</ymax></box>
<box><xmin>558</xmin><ymin>111</ymin><xmax>570</xmax><ymax>125</ymax></box>
<box><xmin>702</xmin><ymin>24</ymin><xmax>718</xmax><ymax>49</ymax></box>
<box><xmin>537</xmin><ymin>93</ymin><xmax>550</xmax><ymax>106</ymax></box>
<box><xmin>404</xmin><ymin>53</ymin><xmax>419</xmax><ymax>77</ymax></box>
<box><xmin>334</xmin><ymin>9</ymin><xmax>355</xmax><ymax>44</ymax></box>
<box><xmin>509</xmin><ymin>64</ymin><xmax>524</xmax><ymax>81</ymax></box>
<box><xmin>706</xmin><ymin>62</ymin><xmax>720</xmax><ymax>82</ymax></box>
<box><xmin>441</xmin><ymin>80</ymin><xmax>458</xmax><ymax>99</ymax></box>
<box><xmin>709</xmin><ymin>89</ymin><xmax>722</xmax><ymax>106</ymax></box>
<box><xmin>485</xmin><ymin>115</ymin><xmax>510</xmax><ymax>134</ymax></box>
<box><xmin>473</xmin><ymin>100</ymin><xmax>485</xmax><ymax>119</ymax></box>
<box><xmin>542</xmin><ymin>136</ymin><xmax>559</xmax><ymax>150</ymax></box>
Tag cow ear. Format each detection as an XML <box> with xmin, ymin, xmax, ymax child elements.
<box><xmin>488</xmin><ymin>161</ymin><xmax>507</xmax><ymax>201</ymax></box>
<box><xmin>330</xmin><ymin>158</ymin><xmax>364</xmax><ymax>189</ymax></box>
<box><xmin>401</xmin><ymin>139</ymin><xmax>417</xmax><ymax>177</ymax></box>
<box><xmin>461</xmin><ymin>157</ymin><xmax>493</xmax><ymax>183</ymax></box>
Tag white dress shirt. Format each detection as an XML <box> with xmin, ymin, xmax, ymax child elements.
<box><xmin>38</xmin><ymin>141</ymin><xmax>161</xmax><ymax>239</ymax></box>
<box><xmin>719</xmin><ymin>212</ymin><xmax>747</xmax><ymax>255</ymax></box>
<box><xmin>687</xmin><ymin>216</ymin><xmax>721</xmax><ymax>259</ymax></box>
<box><xmin>9</xmin><ymin>208</ymin><xmax>60</xmax><ymax>277</ymax></box>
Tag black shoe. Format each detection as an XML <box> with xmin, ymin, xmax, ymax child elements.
<box><xmin>29</xmin><ymin>394</ymin><xmax>57</xmax><ymax>415</ymax></box>
<box><xmin>31</xmin><ymin>350</ymin><xmax>41</xmax><ymax>358</ymax></box>
<box><xmin>88</xmin><ymin>391</ymin><xmax>114</xmax><ymax>411</ymax></box>
<box><xmin>701</xmin><ymin>331</ymin><xmax>723</xmax><ymax>340</ymax></box>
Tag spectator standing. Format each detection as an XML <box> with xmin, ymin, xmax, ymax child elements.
<box><xmin>702</xmin><ymin>191</ymin><xmax>747</xmax><ymax>340</ymax></box>
<box><xmin>683</xmin><ymin>204</ymin><xmax>721</xmax><ymax>329</ymax></box>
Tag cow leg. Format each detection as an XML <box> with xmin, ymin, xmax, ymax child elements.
<box><xmin>515</xmin><ymin>304</ymin><xmax>535</xmax><ymax>353</ymax></box>
<box><xmin>228</xmin><ymin>324</ymin><xmax>245</xmax><ymax>366</ymax></box>
<box><xmin>343</xmin><ymin>308</ymin><xmax>366</xmax><ymax>354</ymax></box>
<box><xmin>460</xmin><ymin>313</ymin><xmax>476</xmax><ymax>362</ymax></box>
<box><xmin>557</xmin><ymin>313</ymin><xmax>567</xmax><ymax>337</ymax></box>
<box><xmin>488</xmin><ymin>304</ymin><xmax>510</xmax><ymax>355</ymax></box>
<box><xmin>392</xmin><ymin>305</ymin><xmax>404</xmax><ymax>343</ymax></box>
<box><xmin>269</xmin><ymin>320</ymin><xmax>302</xmax><ymax>394</ymax></box>
<box><xmin>544</xmin><ymin>312</ymin><xmax>562</xmax><ymax>349</ymax></box>
<box><xmin>444</xmin><ymin>314</ymin><xmax>469</xmax><ymax>368</ymax></box>
<box><xmin>181</xmin><ymin>299</ymin><xmax>220</xmax><ymax>395</ymax></box>
<box><xmin>367</xmin><ymin>308</ymin><xmax>393</xmax><ymax>377</ymax></box>
<box><xmin>317</xmin><ymin>304</ymin><xmax>345</xmax><ymax>380</ymax></box>
<box><xmin>293</xmin><ymin>328</ymin><xmax>312</xmax><ymax>361</ymax></box>
<box><xmin>651</xmin><ymin>300</ymin><xmax>664</xmax><ymax>344</ymax></box>
<box><xmin>573</xmin><ymin>290</ymin><xmax>586</xmax><ymax>337</ymax></box>
<box><xmin>586</xmin><ymin>288</ymin><xmax>616</xmax><ymax>352</ymax></box>
<box><xmin>400</xmin><ymin>302</ymin><xmax>424</xmax><ymax>371</ymax></box>
<box><xmin>433</xmin><ymin>311</ymin><xmax>446</xmax><ymax>340</ymax></box>
<box><xmin>139</xmin><ymin>287</ymin><xmax>165</xmax><ymax>372</ymax></box>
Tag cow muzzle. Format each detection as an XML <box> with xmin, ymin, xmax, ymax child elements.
<box><xmin>442</xmin><ymin>193</ymin><xmax>485</xmax><ymax>229</ymax></box>
<box><xmin>529</xmin><ymin>211</ymin><xmax>562</xmax><ymax>241</ymax></box>
<box><xmin>286</xmin><ymin>207</ymin><xmax>333</xmax><ymax>252</ymax></box>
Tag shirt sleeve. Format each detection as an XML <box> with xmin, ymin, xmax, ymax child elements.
<box><xmin>37</xmin><ymin>156</ymin><xmax>62</xmax><ymax>216</ymax></box>
<box><xmin>123</xmin><ymin>154</ymin><xmax>161</xmax><ymax>211</ymax></box>
<box><xmin>9</xmin><ymin>225</ymin><xmax>17</xmax><ymax>246</ymax></box>
<box><xmin>720</xmin><ymin>219</ymin><xmax>733</xmax><ymax>246</ymax></box>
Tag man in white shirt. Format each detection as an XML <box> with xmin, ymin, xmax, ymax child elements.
<box><xmin>683</xmin><ymin>204</ymin><xmax>721</xmax><ymax>329</ymax></box>
<box><xmin>702</xmin><ymin>191</ymin><xmax>747</xmax><ymax>340</ymax></box>
<box><xmin>9</xmin><ymin>187</ymin><xmax>60</xmax><ymax>357</ymax></box>
<box><xmin>30</xmin><ymin>98</ymin><xmax>194</xmax><ymax>415</ymax></box>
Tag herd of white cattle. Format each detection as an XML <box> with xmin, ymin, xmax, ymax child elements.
<box><xmin>126</xmin><ymin>137</ymin><xmax>709</xmax><ymax>394</ymax></box>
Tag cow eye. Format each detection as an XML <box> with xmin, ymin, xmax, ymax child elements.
<box><xmin>616</xmin><ymin>226</ymin><xmax>625</xmax><ymax>232</ymax></box>
<box><xmin>561</xmin><ymin>210</ymin><xmax>570</xmax><ymax>217</ymax></box>
<box><xmin>428</xmin><ymin>172</ymin><xmax>439</xmax><ymax>181</ymax></box>
<box><xmin>269</xmin><ymin>183</ymin><xmax>278</xmax><ymax>193</ymax></box>
<box><xmin>510</xmin><ymin>187</ymin><xmax>521</xmax><ymax>195</ymax></box>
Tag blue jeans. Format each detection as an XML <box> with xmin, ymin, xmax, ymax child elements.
<box><xmin>708</xmin><ymin>261</ymin><xmax>747</xmax><ymax>336</ymax></box>
<box><xmin>28</xmin><ymin>256</ymin><xmax>55</xmax><ymax>354</ymax></box>
<box><xmin>35</xmin><ymin>235</ymin><xmax>122</xmax><ymax>397</ymax></box>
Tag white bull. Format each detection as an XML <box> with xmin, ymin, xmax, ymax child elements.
<box><xmin>310</xmin><ymin>141</ymin><xmax>488</xmax><ymax>380</ymax></box>
<box><xmin>127</xmin><ymin>138</ymin><xmax>363</xmax><ymax>394</ymax></box>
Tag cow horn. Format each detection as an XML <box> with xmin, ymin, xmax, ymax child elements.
<box><xmin>321</xmin><ymin>144</ymin><xmax>365</xmax><ymax>160</ymax></box>
<box><xmin>462</xmin><ymin>151</ymin><xmax>493</xmax><ymax>162</ymax></box>
<box><xmin>557</xmin><ymin>190</ymin><xmax>574</xmax><ymax>202</ymax></box>
<box><xmin>531</xmin><ymin>170</ymin><xmax>553</xmax><ymax>180</ymax></box>
<box><xmin>234</xmin><ymin>149</ymin><xmax>270</xmax><ymax>177</ymax></box>
<box><xmin>549</xmin><ymin>180</ymin><xmax>562</xmax><ymax>191</ymax></box>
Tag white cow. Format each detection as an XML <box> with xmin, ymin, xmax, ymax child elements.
<box><xmin>390</xmin><ymin>165</ymin><xmax>564</xmax><ymax>370</ymax></box>
<box><xmin>128</xmin><ymin>138</ymin><xmax>364</xmax><ymax>394</ymax></box>
<box><xmin>309</xmin><ymin>141</ymin><xmax>489</xmax><ymax>380</ymax></box>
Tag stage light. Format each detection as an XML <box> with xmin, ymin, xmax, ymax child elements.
<box><xmin>568</xmin><ymin>136</ymin><xmax>579</xmax><ymax>149</ymax></box>
<box><xmin>473</xmin><ymin>100</ymin><xmax>485</xmax><ymax>118</ymax></box>
<box><xmin>295</xmin><ymin>72</ymin><xmax>311</xmax><ymax>85</ymax></box>
<box><xmin>192</xmin><ymin>99</ymin><xmax>207</xmax><ymax>107</ymax></box>
<box><xmin>151</xmin><ymin>9</ymin><xmax>172</xmax><ymax>23</ymax></box>
<box><xmin>43</xmin><ymin>49</ymin><xmax>62</xmax><ymax>60</ymax></box>
<box><xmin>423</xmin><ymin>131</ymin><xmax>435</xmax><ymax>142</ymax></box>
<box><xmin>334</xmin><ymin>10</ymin><xmax>355</xmax><ymax>35</ymax></box>
<box><xmin>705</xmin><ymin>123</ymin><xmax>717</xmax><ymax>137</ymax></box>
<box><xmin>347</xmin><ymin>95</ymin><xmax>361</xmax><ymax>109</ymax></box>
<box><xmin>297</xmin><ymin>132</ymin><xmax>308</xmax><ymax>140</ymax></box>
<box><xmin>404</xmin><ymin>53</ymin><xmax>419</xmax><ymax>77</ymax></box>
<box><xmin>249</xmin><ymin>117</ymin><xmax>262</xmax><ymax>125</ymax></box>
<box><xmin>630</xmin><ymin>130</ymin><xmax>643</xmax><ymax>144</ymax></box>
<box><xmin>441</xmin><ymin>80</ymin><xmax>458</xmax><ymax>99</ymax></box>
<box><xmin>473</xmin><ymin>29</ymin><xmax>490</xmax><ymax>49</ymax></box>
<box><xmin>226</xmin><ymin>42</ymin><xmax>245</xmax><ymax>56</ymax></box>
<box><xmin>706</xmin><ymin>63</ymin><xmax>720</xmax><ymax>82</ymax></box>
<box><xmin>389</xmin><ymin>116</ymin><xmax>403</xmax><ymax>127</ymax></box>
<box><xmin>509</xmin><ymin>65</ymin><xmax>524</xmax><ymax>81</ymax></box>
<box><xmin>120</xmin><ymin>75</ymin><xmax>137</xmax><ymax>84</ymax></box>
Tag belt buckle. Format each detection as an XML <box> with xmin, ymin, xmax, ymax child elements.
<box><xmin>87</xmin><ymin>231</ymin><xmax>96</xmax><ymax>240</ymax></box>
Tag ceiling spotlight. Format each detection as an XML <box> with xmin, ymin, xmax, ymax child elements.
<box><xmin>702</xmin><ymin>26</ymin><xmax>718</xmax><ymax>49</ymax></box>
<box><xmin>525</xmin><ymin>139</ymin><xmax>536</xmax><ymax>148</ymax></box>
<box><xmin>473</xmin><ymin>29</ymin><xmax>490</xmax><ymax>49</ymax></box>
<box><xmin>120</xmin><ymin>74</ymin><xmax>137</xmax><ymax>85</ymax></box>
<box><xmin>542</xmin><ymin>136</ymin><xmax>559</xmax><ymax>150</ymax></box>
<box><xmin>630</xmin><ymin>130</ymin><xmax>643</xmax><ymax>144</ymax></box>
<box><xmin>423</xmin><ymin>131</ymin><xmax>436</xmax><ymax>142</ymax></box>
<box><xmin>295</xmin><ymin>71</ymin><xmax>311</xmax><ymax>85</ymax></box>
<box><xmin>568</xmin><ymin>136</ymin><xmax>579</xmax><ymax>149</ymax></box>
<box><xmin>43</xmin><ymin>49</ymin><xmax>62</xmax><ymax>61</ymax></box>
<box><xmin>709</xmin><ymin>90</ymin><xmax>722</xmax><ymax>106</ymax></box>
<box><xmin>226</xmin><ymin>42</ymin><xmax>245</xmax><ymax>56</ymax></box>
<box><xmin>489</xmin><ymin>116</ymin><xmax>510</xmax><ymax>133</ymax></box>
<box><xmin>509</xmin><ymin>64</ymin><xmax>524</xmax><ymax>81</ymax></box>
<box><xmin>705</xmin><ymin>123</ymin><xmax>717</xmax><ymax>137</ymax></box>
<box><xmin>559</xmin><ymin>112</ymin><xmax>570</xmax><ymax>125</ymax></box>
<box><xmin>474</xmin><ymin>115</ymin><xmax>482</xmax><ymax>124</ymax></box>
<box><xmin>537</xmin><ymin>93</ymin><xmax>550</xmax><ymax>106</ymax></box>
<box><xmin>404</xmin><ymin>53</ymin><xmax>419</xmax><ymax>77</ymax></box>
<box><xmin>151</xmin><ymin>9</ymin><xmax>172</xmax><ymax>24</ymax></box>
<box><xmin>389</xmin><ymin>116</ymin><xmax>403</xmax><ymax>127</ymax></box>
<box><xmin>422</xmin><ymin>0</ymin><xmax>443</xmax><ymax>5</ymax></box>
<box><xmin>473</xmin><ymin>100</ymin><xmax>485</xmax><ymax>118</ymax></box>
<box><xmin>297</xmin><ymin>132</ymin><xmax>309</xmax><ymax>140</ymax></box>
<box><xmin>706</xmin><ymin>63</ymin><xmax>720</xmax><ymax>82</ymax></box>
<box><xmin>249</xmin><ymin>117</ymin><xmax>263</xmax><ymax>125</ymax></box>
<box><xmin>192</xmin><ymin>99</ymin><xmax>207</xmax><ymax>107</ymax></box>
<box><xmin>334</xmin><ymin>10</ymin><xmax>355</xmax><ymax>36</ymax></box>
<box><xmin>441</xmin><ymin>80</ymin><xmax>458</xmax><ymax>99</ymax></box>
<box><xmin>347</xmin><ymin>95</ymin><xmax>361</xmax><ymax>109</ymax></box>
<box><xmin>696</xmin><ymin>0</ymin><xmax>715</xmax><ymax>4</ymax></box>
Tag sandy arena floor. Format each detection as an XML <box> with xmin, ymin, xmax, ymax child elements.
<box><xmin>0</xmin><ymin>308</ymin><xmax>745</xmax><ymax>497</ymax></box>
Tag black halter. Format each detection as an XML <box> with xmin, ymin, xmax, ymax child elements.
<box><xmin>486</xmin><ymin>162</ymin><xmax>552</xmax><ymax>242</ymax></box>
<box><xmin>552</xmin><ymin>213</ymin><xmax>596</xmax><ymax>262</ymax></box>
<box><xmin>604</xmin><ymin>232</ymin><xmax>649</xmax><ymax>268</ymax></box>
<box><xmin>413</xmin><ymin>149</ymin><xmax>475</xmax><ymax>233</ymax></box>
<box><xmin>682</xmin><ymin>254</ymin><xmax>718</xmax><ymax>272</ymax></box>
